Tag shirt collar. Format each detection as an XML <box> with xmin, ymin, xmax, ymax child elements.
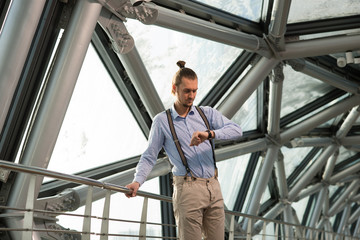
<box><xmin>171</xmin><ymin>104</ymin><xmax>195</xmax><ymax>119</ymax></box>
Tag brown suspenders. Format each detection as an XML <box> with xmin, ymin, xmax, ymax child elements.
<box><xmin>166</xmin><ymin>106</ymin><xmax>218</xmax><ymax>178</ymax></box>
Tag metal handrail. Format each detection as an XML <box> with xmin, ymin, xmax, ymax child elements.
<box><xmin>0</xmin><ymin>159</ymin><xmax>171</xmax><ymax>202</ymax></box>
<box><xmin>0</xmin><ymin>159</ymin><xmax>359</xmax><ymax>240</ymax></box>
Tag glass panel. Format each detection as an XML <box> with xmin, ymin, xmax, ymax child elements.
<box><xmin>0</xmin><ymin>0</ymin><xmax>13</xmax><ymax>34</ymax></box>
<box><xmin>297</xmin><ymin>94</ymin><xmax>348</xmax><ymax>128</ymax></box>
<box><xmin>243</xmin><ymin>155</ymin><xmax>263</xmax><ymax>212</ymax></box>
<box><xmin>218</xmin><ymin>154</ymin><xmax>250</xmax><ymax>209</ymax></box>
<box><xmin>281</xmin><ymin>65</ymin><xmax>335</xmax><ymax>118</ymax></box>
<box><xmin>288</xmin><ymin>0</ymin><xmax>360</xmax><ymax>23</ymax></box>
<box><xmin>230</xmin><ymin>80</ymin><xmax>257</xmax><ymax>131</ymax></box>
<box><xmin>287</xmin><ymin>148</ymin><xmax>322</xmax><ymax>187</ymax></box>
<box><xmin>47</xmin><ymin>44</ymin><xmax>148</xmax><ymax>175</ymax></box>
<box><xmin>292</xmin><ymin>195</ymin><xmax>309</xmax><ymax>223</ymax></box>
<box><xmin>282</xmin><ymin>146</ymin><xmax>312</xmax><ymax>178</ymax></box>
<box><xmin>16</xmin><ymin>30</ymin><xmax>65</xmax><ymax>165</ymax></box>
<box><xmin>256</xmin><ymin>222</ymin><xmax>277</xmax><ymax>240</ymax></box>
<box><xmin>196</xmin><ymin>0</ymin><xmax>263</xmax><ymax>22</ymax></box>
<box><xmin>328</xmin><ymin>185</ymin><xmax>338</xmax><ymax>199</ymax></box>
<box><xmin>336</xmin><ymin>146</ymin><xmax>358</xmax><ymax>165</ymax></box>
<box><xmin>261</xmin><ymin>186</ymin><xmax>271</xmax><ymax>205</ymax></box>
<box><xmin>125</xmin><ymin>19</ymin><xmax>243</xmax><ymax>109</ymax></box>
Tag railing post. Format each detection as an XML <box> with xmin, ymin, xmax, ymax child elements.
<box><xmin>262</xmin><ymin>220</ymin><xmax>267</xmax><ymax>240</ymax></box>
<box><xmin>22</xmin><ymin>174</ymin><xmax>37</xmax><ymax>240</ymax></box>
<box><xmin>247</xmin><ymin>218</ymin><xmax>252</xmax><ymax>240</ymax></box>
<box><xmin>139</xmin><ymin>197</ymin><xmax>149</xmax><ymax>240</ymax></box>
<box><xmin>100</xmin><ymin>189</ymin><xmax>111</xmax><ymax>240</ymax></box>
<box><xmin>82</xmin><ymin>186</ymin><xmax>93</xmax><ymax>240</ymax></box>
<box><xmin>275</xmin><ymin>222</ymin><xmax>279</xmax><ymax>239</ymax></box>
<box><xmin>229</xmin><ymin>214</ymin><xmax>235</xmax><ymax>240</ymax></box>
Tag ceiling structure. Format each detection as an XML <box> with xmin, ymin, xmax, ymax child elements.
<box><xmin>0</xmin><ymin>0</ymin><xmax>360</xmax><ymax>239</ymax></box>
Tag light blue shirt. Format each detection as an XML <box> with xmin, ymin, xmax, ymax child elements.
<box><xmin>134</xmin><ymin>105</ymin><xmax>243</xmax><ymax>185</ymax></box>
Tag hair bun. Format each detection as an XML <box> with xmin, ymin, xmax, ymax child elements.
<box><xmin>176</xmin><ymin>60</ymin><xmax>186</xmax><ymax>69</ymax></box>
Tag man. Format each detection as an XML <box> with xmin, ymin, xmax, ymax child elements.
<box><xmin>125</xmin><ymin>60</ymin><xmax>242</xmax><ymax>239</ymax></box>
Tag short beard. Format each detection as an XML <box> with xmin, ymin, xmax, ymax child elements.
<box><xmin>182</xmin><ymin>103</ymin><xmax>192</xmax><ymax>108</ymax></box>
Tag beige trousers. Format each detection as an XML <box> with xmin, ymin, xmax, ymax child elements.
<box><xmin>173</xmin><ymin>176</ymin><xmax>225</xmax><ymax>240</ymax></box>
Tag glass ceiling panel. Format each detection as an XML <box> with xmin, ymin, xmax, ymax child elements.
<box><xmin>215</xmin><ymin>64</ymin><xmax>255</xmax><ymax>131</ymax></box>
<box><xmin>218</xmin><ymin>154</ymin><xmax>250</xmax><ymax>209</ymax></box>
<box><xmin>287</xmin><ymin>148</ymin><xmax>322</xmax><ymax>187</ymax></box>
<box><xmin>281</xmin><ymin>65</ymin><xmax>335</xmax><ymax>118</ymax></box>
<box><xmin>336</xmin><ymin>146</ymin><xmax>358</xmax><ymax>165</ymax></box>
<box><xmin>47</xmin><ymin>44</ymin><xmax>148</xmax><ymax>175</ymax></box>
<box><xmin>231</xmin><ymin>89</ymin><xmax>257</xmax><ymax>131</ymax></box>
<box><xmin>288</xmin><ymin>0</ymin><xmax>360</xmax><ymax>23</ymax></box>
<box><xmin>124</xmin><ymin>19</ymin><xmax>243</xmax><ymax>109</ymax></box>
<box><xmin>195</xmin><ymin>0</ymin><xmax>263</xmax><ymax>22</ymax></box>
<box><xmin>282</xmin><ymin>146</ymin><xmax>313</xmax><ymax>179</ymax></box>
<box><xmin>242</xmin><ymin>156</ymin><xmax>264</xmax><ymax>213</ymax></box>
<box><xmin>292</xmin><ymin>195</ymin><xmax>310</xmax><ymax>223</ymax></box>
<box><xmin>293</xmin><ymin>94</ymin><xmax>348</xmax><ymax>128</ymax></box>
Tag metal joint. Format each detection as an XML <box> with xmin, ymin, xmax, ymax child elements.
<box><xmin>265</xmin><ymin>134</ymin><xmax>281</xmax><ymax>147</ymax></box>
<box><xmin>321</xmin><ymin>180</ymin><xmax>330</xmax><ymax>187</ymax></box>
<box><xmin>279</xmin><ymin>198</ymin><xmax>291</xmax><ymax>205</ymax></box>
<box><xmin>332</xmin><ymin>137</ymin><xmax>342</xmax><ymax>146</ymax></box>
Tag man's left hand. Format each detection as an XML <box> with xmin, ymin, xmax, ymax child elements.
<box><xmin>190</xmin><ymin>131</ymin><xmax>208</xmax><ymax>146</ymax></box>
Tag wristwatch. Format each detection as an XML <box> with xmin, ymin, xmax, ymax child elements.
<box><xmin>206</xmin><ymin>130</ymin><xmax>212</xmax><ymax>139</ymax></box>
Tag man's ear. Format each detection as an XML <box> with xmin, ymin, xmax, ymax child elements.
<box><xmin>171</xmin><ymin>84</ymin><xmax>176</xmax><ymax>95</ymax></box>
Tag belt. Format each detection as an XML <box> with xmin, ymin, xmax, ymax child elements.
<box><xmin>173</xmin><ymin>175</ymin><xmax>217</xmax><ymax>184</ymax></box>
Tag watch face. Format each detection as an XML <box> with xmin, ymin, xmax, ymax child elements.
<box><xmin>206</xmin><ymin>130</ymin><xmax>212</xmax><ymax>139</ymax></box>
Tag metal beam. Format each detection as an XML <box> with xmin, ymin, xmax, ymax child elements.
<box><xmin>288</xmin><ymin>59</ymin><xmax>360</xmax><ymax>94</ymax></box>
<box><xmin>200</xmin><ymin>51</ymin><xmax>256</xmax><ymax>107</ymax></box>
<box><xmin>0</xmin><ymin>0</ymin><xmax>46</xmax><ymax>134</ymax></box>
<box><xmin>268</xmin><ymin>0</ymin><xmax>291</xmax><ymax>50</ymax></box>
<box><xmin>328</xmin><ymin>180</ymin><xmax>360</xmax><ymax>217</ymax></box>
<box><xmin>295</xmin><ymin>182</ymin><xmax>323</xmax><ymax>202</ymax></box>
<box><xmin>330</xmin><ymin>161</ymin><xmax>360</xmax><ymax>184</ymax></box>
<box><xmin>145</xmin><ymin>4</ymin><xmax>272</xmax><ymax>58</ymax></box>
<box><xmin>336</xmin><ymin>106</ymin><xmax>360</xmax><ymax>138</ymax></box>
<box><xmin>280</xmin><ymin>34</ymin><xmax>360</xmax><ymax>60</ymax></box>
<box><xmin>280</xmin><ymin>94</ymin><xmax>360</xmax><ymax>144</ymax></box>
<box><xmin>337</xmin><ymin>204</ymin><xmax>351</xmax><ymax>235</ymax></box>
<box><xmin>268</xmin><ymin>63</ymin><xmax>284</xmax><ymax>136</ymax></box>
<box><xmin>268</xmin><ymin>0</ymin><xmax>291</xmax><ymax>39</ymax></box>
<box><xmin>287</xmin><ymin>137</ymin><xmax>334</xmax><ymax>148</ymax></box>
<box><xmin>151</xmin><ymin>0</ymin><xmax>263</xmax><ymax>36</ymax></box>
<box><xmin>5</xmin><ymin>1</ymin><xmax>103</xmax><ymax>238</ymax></box>
<box><xmin>218</xmin><ymin>57</ymin><xmax>279</xmax><ymax>118</ymax></box>
<box><xmin>280</xmin><ymin>88</ymin><xmax>347</xmax><ymax>128</ymax></box>
<box><xmin>348</xmin><ymin>206</ymin><xmax>360</xmax><ymax>225</ymax></box>
<box><xmin>288</xmin><ymin>144</ymin><xmax>338</xmax><ymax>202</ymax></box>
<box><xmin>92</xmin><ymin>24</ymin><xmax>152</xmax><ymax>137</ymax></box>
<box><xmin>286</xmin><ymin>15</ymin><xmax>360</xmax><ymax>37</ymax></box>
<box><xmin>307</xmin><ymin>187</ymin><xmax>327</xmax><ymax>230</ymax></box>
<box><xmin>118</xmin><ymin>47</ymin><xmax>165</xmax><ymax>119</ymax></box>
<box><xmin>322</xmin><ymin>150</ymin><xmax>339</xmax><ymax>181</ymax></box>
<box><xmin>215</xmin><ymin>138</ymin><xmax>268</xmax><ymax>161</ymax></box>
<box><xmin>246</xmin><ymin>145</ymin><xmax>279</xmax><ymax>216</ymax></box>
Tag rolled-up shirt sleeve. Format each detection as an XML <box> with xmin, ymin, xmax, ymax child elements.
<box><xmin>202</xmin><ymin>106</ymin><xmax>243</xmax><ymax>140</ymax></box>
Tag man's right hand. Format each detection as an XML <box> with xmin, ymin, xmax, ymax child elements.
<box><xmin>125</xmin><ymin>182</ymin><xmax>140</xmax><ymax>198</ymax></box>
